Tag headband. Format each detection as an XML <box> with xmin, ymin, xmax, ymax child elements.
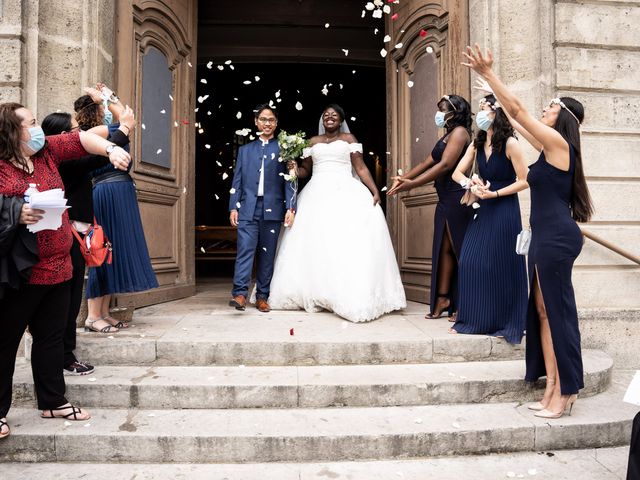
<box><xmin>549</xmin><ymin>98</ymin><xmax>580</xmax><ymax>125</ymax></box>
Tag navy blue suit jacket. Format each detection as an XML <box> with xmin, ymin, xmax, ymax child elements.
<box><xmin>229</xmin><ymin>138</ymin><xmax>296</xmax><ymax>221</ymax></box>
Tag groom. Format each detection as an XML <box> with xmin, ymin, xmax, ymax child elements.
<box><xmin>229</xmin><ymin>104</ymin><xmax>296</xmax><ymax>312</ymax></box>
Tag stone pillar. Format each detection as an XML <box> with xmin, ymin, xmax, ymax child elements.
<box><xmin>2</xmin><ymin>0</ymin><xmax>116</xmax><ymax>117</ymax></box>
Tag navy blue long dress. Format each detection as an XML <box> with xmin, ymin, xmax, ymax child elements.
<box><xmin>429</xmin><ymin>132</ymin><xmax>474</xmax><ymax>315</ymax></box>
<box><xmin>86</xmin><ymin>124</ymin><xmax>158</xmax><ymax>298</ymax></box>
<box><xmin>524</xmin><ymin>144</ymin><xmax>584</xmax><ymax>395</ymax></box>
<box><xmin>452</xmin><ymin>144</ymin><xmax>528</xmax><ymax>344</ymax></box>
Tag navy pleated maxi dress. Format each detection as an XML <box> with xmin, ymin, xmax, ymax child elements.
<box><xmin>453</xmin><ymin>146</ymin><xmax>528</xmax><ymax>344</ymax></box>
<box><xmin>429</xmin><ymin>134</ymin><xmax>474</xmax><ymax>316</ymax></box>
<box><xmin>86</xmin><ymin>124</ymin><xmax>158</xmax><ymax>298</ymax></box>
<box><xmin>524</xmin><ymin>145</ymin><xmax>584</xmax><ymax>395</ymax></box>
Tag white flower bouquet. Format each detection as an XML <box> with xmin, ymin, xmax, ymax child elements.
<box><xmin>278</xmin><ymin>130</ymin><xmax>309</xmax><ymax>182</ymax></box>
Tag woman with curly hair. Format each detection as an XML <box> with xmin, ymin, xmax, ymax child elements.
<box><xmin>449</xmin><ymin>93</ymin><xmax>529</xmax><ymax>343</ymax></box>
<box><xmin>387</xmin><ymin>94</ymin><xmax>474</xmax><ymax>319</ymax></box>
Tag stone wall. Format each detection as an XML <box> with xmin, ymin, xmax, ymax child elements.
<box><xmin>470</xmin><ymin>0</ymin><xmax>640</xmax><ymax>310</ymax></box>
<box><xmin>0</xmin><ymin>0</ymin><xmax>116</xmax><ymax>118</ymax></box>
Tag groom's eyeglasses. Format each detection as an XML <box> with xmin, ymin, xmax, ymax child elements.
<box><xmin>258</xmin><ymin>117</ymin><xmax>277</xmax><ymax>124</ymax></box>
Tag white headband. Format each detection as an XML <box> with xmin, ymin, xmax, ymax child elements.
<box><xmin>549</xmin><ymin>98</ymin><xmax>580</xmax><ymax>125</ymax></box>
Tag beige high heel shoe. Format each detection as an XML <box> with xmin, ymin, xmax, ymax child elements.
<box><xmin>534</xmin><ymin>394</ymin><xmax>577</xmax><ymax>419</ymax></box>
<box><xmin>527</xmin><ymin>378</ymin><xmax>557</xmax><ymax>411</ymax></box>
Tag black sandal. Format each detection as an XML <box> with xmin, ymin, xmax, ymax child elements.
<box><xmin>426</xmin><ymin>293</ymin><xmax>451</xmax><ymax>319</ymax></box>
<box><xmin>104</xmin><ymin>316</ymin><xmax>130</xmax><ymax>329</ymax></box>
<box><xmin>41</xmin><ymin>405</ymin><xmax>89</xmax><ymax>421</ymax></box>
<box><xmin>0</xmin><ymin>418</ymin><xmax>9</xmax><ymax>439</ymax></box>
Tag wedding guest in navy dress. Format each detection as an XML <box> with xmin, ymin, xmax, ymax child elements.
<box><xmin>75</xmin><ymin>86</ymin><xmax>158</xmax><ymax>333</ymax></box>
<box><xmin>450</xmin><ymin>94</ymin><xmax>529</xmax><ymax>343</ymax></box>
<box><xmin>463</xmin><ymin>45</ymin><xmax>593</xmax><ymax>419</ymax></box>
<box><xmin>387</xmin><ymin>95</ymin><xmax>473</xmax><ymax>319</ymax></box>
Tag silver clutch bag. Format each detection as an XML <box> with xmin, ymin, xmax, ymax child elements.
<box><xmin>515</xmin><ymin>229</ymin><xmax>531</xmax><ymax>255</ymax></box>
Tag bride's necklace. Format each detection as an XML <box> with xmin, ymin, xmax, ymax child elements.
<box><xmin>324</xmin><ymin>133</ymin><xmax>340</xmax><ymax>143</ymax></box>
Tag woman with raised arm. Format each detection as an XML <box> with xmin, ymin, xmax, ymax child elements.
<box><xmin>449</xmin><ymin>94</ymin><xmax>529</xmax><ymax>343</ymax></box>
<box><xmin>462</xmin><ymin>44</ymin><xmax>593</xmax><ymax>418</ymax></box>
<box><xmin>387</xmin><ymin>95</ymin><xmax>473</xmax><ymax>320</ymax></box>
<box><xmin>0</xmin><ymin>102</ymin><xmax>131</xmax><ymax>438</ymax></box>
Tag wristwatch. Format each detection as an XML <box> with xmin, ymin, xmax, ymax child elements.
<box><xmin>106</xmin><ymin>144</ymin><xmax>116</xmax><ymax>155</ymax></box>
<box><xmin>107</xmin><ymin>93</ymin><xmax>120</xmax><ymax>104</ymax></box>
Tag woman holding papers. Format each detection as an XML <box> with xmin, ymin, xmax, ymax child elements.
<box><xmin>0</xmin><ymin>102</ymin><xmax>130</xmax><ymax>439</ymax></box>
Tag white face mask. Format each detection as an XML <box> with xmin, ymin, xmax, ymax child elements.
<box><xmin>434</xmin><ymin>111</ymin><xmax>447</xmax><ymax>128</ymax></box>
<box><xmin>476</xmin><ymin>111</ymin><xmax>494</xmax><ymax>131</ymax></box>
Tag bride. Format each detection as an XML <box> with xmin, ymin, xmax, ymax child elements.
<box><xmin>267</xmin><ymin>104</ymin><xmax>406</xmax><ymax>322</ymax></box>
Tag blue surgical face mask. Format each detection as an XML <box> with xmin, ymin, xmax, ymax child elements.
<box><xmin>24</xmin><ymin>126</ymin><xmax>46</xmax><ymax>153</ymax></box>
<box><xmin>103</xmin><ymin>105</ymin><xmax>113</xmax><ymax>126</ymax></box>
<box><xmin>476</xmin><ymin>110</ymin><xmax>494</xmax><ymax>132</ymax></box>
<box><xmin>434</xmin><ymin>111</ymin><xmax>447</xmax><ymax>128</ymax></box>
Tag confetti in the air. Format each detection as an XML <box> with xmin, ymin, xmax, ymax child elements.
<box><xmin>156</xmin><ymin>149</ymin><xmax>162</xmax><ymax>155</ymax></box>
<box><xmin>407</xmin><ymin>80</ymin><xmax>415</xmax><ymax>88</ymax></box>
<box><xmin>217</xmin><ymin>65</ymin><xmax>224</xmax><ymax>71</ymax></box>
<box><xmin>160</xmin><ymin>109</ymin><xmax>166</xmax><ymax>114</ymax></box>
<box><xmin>380</xmin><ymin>48</ymin><xmax>388</xmax><ymax>58</ymax></box>
<box><xmin>383</xmin><ymin>35</ymin><xmax>391</xmax><ymax>43</ymax></box>
<box><xmin>222</xmin><ymin>172</ymin><xmax>229</xmax><ymax>180</ymax></box>
<box><xmin>350</xmin><ymin>116</ymin><xmax>356</xmax><ymax>121</ymax></box>
<box><xmin>141</xmin><ymin>123</ymin><xmax>146</xmax><ymax>130</ymax></box>
<box><xmin>295</xmin><ymin>101</ymin><xmax>303</xmax><ymax>111</ymax></box>
<box><xmin>325</xmin><ymin>23</ymin><xmax>330</xmax><ymax>28</ymax></box>
<box><xmin>205</xmin><ymin>144</ymin><xmax>211</xmax><ymax>149</ymax></box>
<box><xmin>419</xmin><ymin>29</ymin><xmax>428</xmax><ymax>37</ymax></box>
<box><xmin>243</xmin><ymin>80</ymin><xmax>252</xmax><ymax>85</ymax></box>
<box><xmin>395</xmin><ymin>42</ymin><xmax>403</xmax><ymax>49</ymax></box>
<box><xmin>322</xmin><ymin>85</ymin><xmax>329</xmax><ymax>96</ymax></box>
<box><xmin>206</xmin><ymin>61</ymin><xmax>213</xmax><ymax>69</ymax></box>
<box><xmin>188</xmin><ymin>62</ymin><xmax>193</xmax><ymax>67</ymax></box>
<box><xmin>391</xmin><ymin>13</ymin><xmax>399</xmax><ymax>20</ymax></box>
<box><xmin>342</xmin><ymin>49</ymin><xmax>349</xmax><ymax>56</ymax></box>
<box><xmin>255</xmin><ymin>76</ymin><xmax>261</xmax><ymax>81</ymax></box>
<box><xmin>200</xmin><ymin>79</ymin><xmax>207</xmax><ymax>84</ymax></box>
<box><xmin>236</xmin><ymin>111</ymin><xmax>242</xmax><ymax>119</ymax></box>
<box><xmin>426</xmin><ymin>46</ymin><xmax>434</xmax><ymax>53</ymax></box>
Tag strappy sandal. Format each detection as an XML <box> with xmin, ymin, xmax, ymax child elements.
<box><xmin>41</xmin><ymin>404</ymin><xmax>90</xmax><ymax>421</ymax></box>
<box><xmin>84</xmin><ymin>317</ymin><xmax>119</xmax><ymax>334</ymax></box>
<box><xmin>426</xmin><ymin>293</ymin><xmax>451</xmax><ymax>319</ymax></box>
<box><xmin>0</xmin><ymin>418</ymin><xmax>10</xmax><ymax>439</ymax></box>
<box><xmin>104</xmin><ymin>315</ymin><xmax>130</xmax><ymax>329</ymax></box>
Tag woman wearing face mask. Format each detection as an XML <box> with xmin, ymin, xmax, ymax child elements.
<box><xmin>387</xmin><ymin>95</ymin><xmax>473</xmax><ymax>320</ymax></box>
<box><xmin>75</xmin><ymin>86</ymin><xmax>158</xmax><ymax>333</ymax></box>
<box><xmin>0</xmin><ymin>102</ymin><xmax>131</xmax><ymax>438</ymax></box>
<box><xmin>41</xmin><ymin>108</ymin><xmax>134</xmax><ymax>373</ymax></box>
<box><xmin>463</xmin><ymin>45</ymin><xmax>593</xmax><ymax>419</ymax></box>
<box><xmin>449</xmin><ymin>94</ymin><xmax>529</xmax><ymax>343</ymax></box>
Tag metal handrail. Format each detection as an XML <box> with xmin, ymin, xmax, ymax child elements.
<box><xmin>580</xmin><ymin>227</ymin><xmax>640</xmax><ymax>266</ymax></box>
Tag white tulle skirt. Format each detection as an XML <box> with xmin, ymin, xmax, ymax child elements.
<box><xmin>267</xmin><ymin>170</ymin><xmax>407</xmax><ymax>322</ymax></box>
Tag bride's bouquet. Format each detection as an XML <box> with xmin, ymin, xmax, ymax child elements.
<box><xmin>278</xmin><ymin>130</ymin><xmax>309</xmax><ymax>182</ymax></box>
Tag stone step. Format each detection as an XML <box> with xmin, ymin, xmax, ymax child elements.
<box><xmin>0</xmin><ymin>447</ymin><xmax>630</xmax><ymax>479</ymax></box>
<box><xmin>12</xmin><ymin>350</ymin><xmax>612</xmax><ymax>409</ymax></box>
<box><xmin>2</xmin><ymin>373</ymin><xmax>635</xmax><ymax>464</ymax></box>
<box><xmin>74</xmin><ymin>313</ymin><xmax>525</xmax><ymax>366</ymax></box>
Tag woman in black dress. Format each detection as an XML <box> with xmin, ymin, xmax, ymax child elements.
<box><xmin>387</xmin><ymin>95</ymin><xmax>473</xmax><ymax>319</ymax></box>
<box><xmin>463</xmin><ymin>45</ymin><xmax>593</xmax><ymax>419</ymax></box>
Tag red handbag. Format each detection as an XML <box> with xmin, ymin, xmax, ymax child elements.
<box><xmin>71</xmin><ymin>218</ymin><xmax>112</xmax><ymax>267</ymax></box>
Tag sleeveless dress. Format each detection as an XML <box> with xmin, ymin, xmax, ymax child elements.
<box><xmin>267</xmin><ymin>140</ymin><xmax>407</xmax><ymax>322</ymax></box>
<box><xmin>452</xmin><ymin>145</ymin><xmax>528</xmax><ymax>344</ymax></box>
<box><xmin>86</xmin><ymin>124</ymin><xmax>158</xmax><ymax>298</ymax></box>
<box><xmin>524</xmin><ymin>145</ymin><xmax>584</xmax><ymax>395</ymax></box>
<box><xmin>429</xmin><ymin>133</ymin><xmax>474</xmax><ymax>315</ymax></box>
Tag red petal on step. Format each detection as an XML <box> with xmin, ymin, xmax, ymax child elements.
<box><xmin>289</xmin><ymin>328</ymin><xmax>294</xmax><ymax>336</ymax></box>
<box><xmin>419</xmin><ymin>29</ymin><xmax>427</xmax><ymax>37</ymax></box>
<box><xmin>391</xmin><ymin>13</ymin><xmax>399</xmax><ymax>20</ymax></box>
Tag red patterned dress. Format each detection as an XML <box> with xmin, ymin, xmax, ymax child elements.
<box><xmin>0</xmin><ymin>132</ymin><xmax>88</xmax><ymax>285</ymax></box>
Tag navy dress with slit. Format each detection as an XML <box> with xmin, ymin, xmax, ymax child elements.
<box><xmin>524</xmin><ymin>145</ymin><xmax>584</xmax><ymax>395</ymax></box>
<box><xmin>429</xmin><ymin>132</ymin><xmax>473</xmax><ymax>315</ymax></box>
<box><xmin>452</xmin><ymin>145</ymin><xmax>528</xmax><ymax>344</ymax></box>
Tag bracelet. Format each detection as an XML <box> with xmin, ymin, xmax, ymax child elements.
<box><xmin>495</xmin><ymin>190</ymin><xmax>500</xmax><ymax>198</ymax></box>
<box><xmin>121</xmin><ymin>124</ymin><xmax>131</xmax><ymax>134</ymax></box>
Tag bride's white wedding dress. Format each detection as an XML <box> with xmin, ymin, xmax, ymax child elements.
<box><xmin>268</xmin><ymin>140</ymin><xmax>407</xmax><ymax>322</ymax></box>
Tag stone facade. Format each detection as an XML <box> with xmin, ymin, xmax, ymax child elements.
<box><xmin>0</xmin><ymin>0</ymin><xmax>116</xmax><ymax>117</ymax></box>
<box><xmin>2</xmin><ymin>0</ymin><xmax>638</xmax><ymax>311</ymax></box>
<box><xmin>470</xmin><ymin>0</ymin><xmax>640</xmax><ymax>309</ymax></box>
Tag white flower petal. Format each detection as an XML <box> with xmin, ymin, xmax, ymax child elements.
<box><xmin>205</xmin><ymin>144</ymin><xmax>211</xmax><ymax>149</ymax></box>
<box><xmin>380</xmin><ymin>48</ymin><xmax>388</xmax><ymax>58</ymax></box>
<box><xmin>324</xmin><ymin>23</ymin><xmax>330</xmax><ymax>28</ymax></box>
<box><xmin>342</xmin><ymin>49</ymin><xmax>349</xmax><ymax>56</ymax></box>
<box><xmin>206</xmin><ymin>61</ymin><xmax>213</xmax><ymax>69</ymax></box>
<box><xmin>236</xmin><ymin>202</ymin><xmax>241</xmax><ymax>208</ymax></box>
<box><xmin>381</xmin><ymin>186</ymin><xmax>388</xmax><ymax>192</ymax></box>
<box><xmin>225</xmin><ymin>60</ymin><xmax>232</xmax><ymax>65</ymax></box>
<box><xmin>426</xmin><ymin>46</ymin><xmax>434</xmax><ymax>54</ymax></box>
<box><xmin>200</xmin><ymin>79</ymin><xmax>207</xmax><ymax>84</ymax></box>
<box><xmin>236</xmin><ymin>111</ymin><xmax>242</xmax><ymax>119</ymax></box>
<box><xmin>407</xmin><ymin>80</ymin><xmax>414</xmax><ymax>88</ymax></box>
<box><xmin>295</xmin><ymin>101</ymin><xmax>303</xmax><ymax>111</ymax></box>
<box><xmin>383</xmin><ymin>5</ymin><xmax>391</xmax><ymax>13</ymax></box>
<box><xmin>156</xmin><ymin>148</ymin><xmax>162</xmax><ymax>155</ymax></box>
<box><xmin>472</xmin><ymin>202</ymin><xmax>481</xmax><ymax>209</ymax></box>
<box><xmin>383</xmin><ymin>34</ymin><xmax>391</xmax><ymax>43</ymax></box>
<box><xmin>395</xmin><ymin>43</ymin><xmax>403</xmax><ymax>49</ymax></box>
<box><xmin>217</xmin><ymin>65</ymin><xmax>224</xmax><ymax>71</ymax></box>
<box><xmin>229</xmin><ymin>188</ymin><xmax>236</xmax><ymax>194</ymax></box>
<box><xmin>372</xmin><ymin>9</ymin><xmax>382</xmax><ymax>18</ymax></box>
<box><xmin>255</xmin><ymin>76</ymin><xmax>261</xmax><ymax>81</ymax></box>
<box><xmin>160</xmin><ymin>109</ymin><xmax>166</xmax><ymax>114</ymax></box>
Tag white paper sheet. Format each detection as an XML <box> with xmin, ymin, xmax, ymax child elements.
<box><xmin>624</xmin><ymin>370</ymin><xmax>640</xmax><ymax>406</ymax></box>
<box><xmin>26</xmin><ymin>189</ymin><xmax>70</xmax><ymax>233</ymax></box>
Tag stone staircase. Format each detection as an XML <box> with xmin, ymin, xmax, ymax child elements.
<box><xmin>1</xmin><ymin>282</ymin><xmax>635</xmax><ymax>478</ymax></box>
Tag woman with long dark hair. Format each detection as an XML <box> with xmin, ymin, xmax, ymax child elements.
<box><xmin>463</xmin><ymin>45</ymin><xmax>593</xmax><ymax>418</ymax></box>
<box><xmin>387</xmin><ymin>95</ymin><xmax>473</xmax><ymax>319</ymax></box>
<box><xmin>449</xmin><ymin>94</ymin><xmax>529</xmax><ymax>343</ymax></box>
<box><xmin>42</xmin><ymin>109</ymin><xmax>133</xmax><ymax>371</ymax></box>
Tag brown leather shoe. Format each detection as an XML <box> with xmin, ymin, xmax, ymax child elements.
<box><xmin>229</xmin><ymin>295</ymin><xmax>247</xmax><ymax>311</ymax></box>
<box><xmin>256</xmin><ymin>298</ymin><xmax>271</xmax><ymax>313</ymax></box>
